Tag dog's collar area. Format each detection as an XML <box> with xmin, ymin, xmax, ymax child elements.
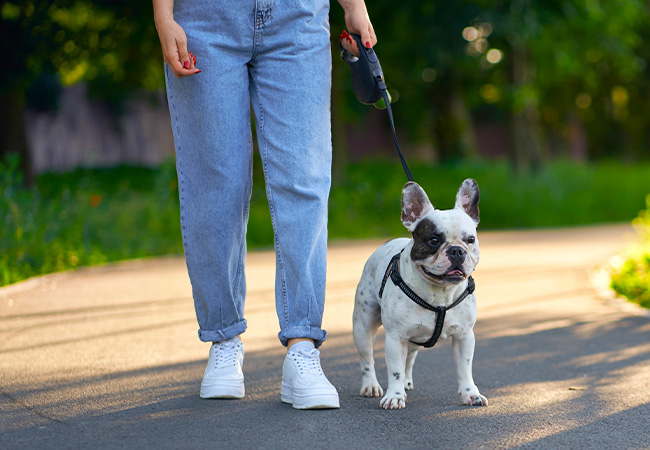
<box><xmin>379</xmin><ymin>250</ymin><xmax>475</xmax><ymax>348</ymax></box>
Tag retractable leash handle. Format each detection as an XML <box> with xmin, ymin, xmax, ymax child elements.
<box><xmin>339</xmin><ymin>33</ymin><xmax>415</xmax><ymax>182</ymax></box>
<box><xmin>339</xmin><ymin>33</ymin><xmax>384</xmax><ymax>104</ymax></box>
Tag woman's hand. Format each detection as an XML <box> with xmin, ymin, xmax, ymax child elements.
<box><xmin>154</xmin><ymin>15</ymin><xmax>200</xmax><ymax>78</ymax></box>
<box><xmin>338</xmin><ymin>0</ymin><xmax>377</xmax><ymax>56</ymax></box>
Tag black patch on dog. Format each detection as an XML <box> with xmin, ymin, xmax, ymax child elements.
<box><xmin>466</xmin><ymin>388</ymin><xmax>471</xmax><ymax>392</ymax></box>
<box><xmin>393</xmin><ymin>372</ymin><xmax>400</xmax><ymax>380</ymax></box>
<box><xmin>411</xmin><ymin>219</ymin><xmax>444</xmax><ymax>262</ymax></box>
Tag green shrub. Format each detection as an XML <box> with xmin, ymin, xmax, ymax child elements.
<box><xmin>1</xmin><ymin>155</ymin><xmax>183</xmax><ymax>286</ymax></box>
<box><xmin>328</xmin><ymin>159</ymin><xmax>650</xmax><ymax>238</ymax></box>
<box><xmin>3</xmin><ymin>155</ymin><xmax>650</xmax><ymax>287</ymax></box>
<box><xmin>609</xmin><ymin>195</ymin><xmax>650</xmax><ymax>309</ymax></box>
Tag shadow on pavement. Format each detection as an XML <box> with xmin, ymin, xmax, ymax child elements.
<box><xmin>2</xmin><ymin>313</ymin><xmax>650</xmax><ymax>449</ymax></box>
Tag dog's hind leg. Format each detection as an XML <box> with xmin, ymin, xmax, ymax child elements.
<box><xmin>404</xmin><ymin>348</ymin><xmax>418</xmax><ymax>390</ymax></box>
<box><xmin>353</xmin><ymin>293</ymin><xmax>383</xmax><ymax>397</ymax></box>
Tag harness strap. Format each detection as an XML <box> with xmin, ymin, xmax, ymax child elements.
<box><xmin>379</xmin><ymin>250</ymin><xmax>476</xmax><ymax>348</ymax></box>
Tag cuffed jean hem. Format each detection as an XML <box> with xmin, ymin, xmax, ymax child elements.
<box><xmin>198</xmin><ymin>319</ymin><xmax>247</xmax><ymax>343</ymax></box>
<box><xmin>278</xmin><ymin>326</ymin><xmax>328</xmax><ymax>349</ymax></box>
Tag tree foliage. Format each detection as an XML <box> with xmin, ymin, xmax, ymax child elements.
<box><xmin>332</xmin><ymin>0</ymin><xmax>650</xmax><ymax>166</ymax></box>
<box><xmin>1</xmin><ymin>1</ymin><xmax>162</xmax><ymax>102</ymax></box>
<box><xmin>2</xmin><ymin>0</ymin><xmax>649</xmax><ymax>177</ymax></box>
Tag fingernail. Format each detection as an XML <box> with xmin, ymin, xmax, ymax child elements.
<box><xmin>195</xmin><ymin>70</ymin><xmax>202</xmax><ymax>74</ymax></box>
<box><xmin>184</xmin><ymin>61</ymin><xmax>190</xmax><ymax>69</ymax></box>
<box><xmin>366</xmin><ymin>42</ymin><xmax>371</xmax><ymax>49</ymax></box>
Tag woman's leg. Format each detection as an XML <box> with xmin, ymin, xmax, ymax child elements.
<box><xmin>165</xmin><ymin>0</ymin><xmax>257</xmax><ymax>343</ymax></box>
<box><xmin>247</xmin><ymin>0</ymin><xmax>333</xmax><ymax>348</ymax></box>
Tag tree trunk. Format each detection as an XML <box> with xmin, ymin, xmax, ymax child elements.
<box><xmin>0</xmin><ymin>91</ymin><xmax>33</xmax><ymax>186</ymax></box>
<box><xmin>568</xmin><ymin>112</ymin><xmax>587</xmax><ymax>162</ymax></box>
<box><xmin>507</xmin><ymin>0</ymin><xmax>548</xmax><ymax>173</ymax></box>
<box><xmin>509</xmin><ymin>42</ymin><xmax>547</xmax><ymax>173</ymax></box>
<box><xmin>450</xmin><ymin>89</ymin><xmax>478</xmax><ymax>160</ymax></box>
<box><xmin>434</xmin><ymin>84</ymin><xmax>478</xmax><ymax>163</ymax></box>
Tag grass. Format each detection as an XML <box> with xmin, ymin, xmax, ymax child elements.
<box><xmin>1</xmin><ymin>155</ymin><xmax>183</xmax><ymax>286</ymax></box>
<box><xmin>608</xmin><ymin>195</ymin><xmax>650</xmax><ymax>309</ymax></box>
<box><xmin>2</xmin><ymin>154</ymin><xmax>650</xmax><ymax>287</ymax></box>
<box><xmin>328</xmin><ymin>158</ymin><xmax>650</xmax><ymax>238</ymax></box>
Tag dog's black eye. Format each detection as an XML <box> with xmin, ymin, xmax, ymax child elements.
<box><xmin>467</xmin><ymin>236</ymin><xmax>476</xmax><ymax>244</ymax></box>
<box><xmin>428</xmin><ymin>237</ymin><xmax>440</xmax><ymax>247</ymax></box>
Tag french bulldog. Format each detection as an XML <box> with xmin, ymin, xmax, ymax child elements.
<box><xmin>353</xmin><ymin>178</ymin><xmax>487</xmax><ymax>409</ymax></box>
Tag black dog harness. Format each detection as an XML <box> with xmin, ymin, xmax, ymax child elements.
<box><xmin>379</xmin><ymin>251</ymin><xmax>475</xmax><ymax>348</ymax></box>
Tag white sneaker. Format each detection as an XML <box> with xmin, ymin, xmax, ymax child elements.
<box><xmin>281</xmin><ymin>343</ymin><xmax>340</xmax><ymax>409</ymax></box>
<box><xmin>200</xmin><ymin>337</ymin><xmax>245</xmax><ymax>399</ymax></box>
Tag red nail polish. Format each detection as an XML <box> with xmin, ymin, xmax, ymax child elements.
<box><xmin>195</xmin><ymin>70</ymin><xmax>202</xmax><ymax>74</ymax></box>
<box><xmin>184</xmin><ymin>61</ymin><xmax>190</xmax><ymax>69</ymax></box>
<box><xmin>366</xmin><ymin>42</ymin><xmax>371</xmax><ymax>49</ymax></box>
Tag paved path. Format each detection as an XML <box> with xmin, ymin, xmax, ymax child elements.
<box><xmin>1</xmin><ymin>224</ymin><xmax>649</xmax><ymax>449</ymax></box>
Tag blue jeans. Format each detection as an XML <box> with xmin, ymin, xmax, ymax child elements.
<box><xmin>165</xmin><ymin>0</ymin><xmax>332</xmax><ymax>347</ymax></box>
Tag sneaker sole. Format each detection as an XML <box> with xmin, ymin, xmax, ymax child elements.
<box><xmin>281</xmin><ymin>382</ymin><xmax>340</xmax><ymax>410</ymax></box>
<box><xmin>200</xmin><ymin>383</ymin><xmax>245</xmax><ymax>399</ymax></box>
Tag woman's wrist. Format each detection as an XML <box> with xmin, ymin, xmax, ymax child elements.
<box><xmin>153</xmin><ymin>0</ymin><xmax>175</xmax><ymax>28</ymax></box>
<box><xmin>154</xmin><ymin>12</ymin><xmax>174</xmax><ymax>29</ymax></box>
<box><xmin>338</xmin><ymin>0</ymin><xmax>368</xmax><ymax>15</ymax></box>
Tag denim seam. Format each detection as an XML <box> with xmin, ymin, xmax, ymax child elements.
<box><xmin>165</xmin><ymin>65</ymin><xmax>189</xmax><ymax>260</ymax></box>
<box><xmin>252</xmin><ymin>1</ymin><xmax>273</xmax><ymax>59</ymax></box>
<box><xmin>250</xmin><ymin>65</ymin><xmax>290</xmax><ymax>328</ymax></box>
<box><xmin>232</xmin><ymin>139</ymin><xmax>253</xmax><ymax>321</ymax></box>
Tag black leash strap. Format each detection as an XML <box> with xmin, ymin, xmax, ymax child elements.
<box><xmin>379</xmin><ymin>251</ymin><xmax>476</xmax><ymax>348</ymax></box>
<box><xmin>339</xmin><ymin>32</ymin><xmax>414</xmax><ymax>182</ymax></box>
<box><xmin>379</xmin><ymin>87</ymin><xmax>414</xmax><ymax>182</ymax></box>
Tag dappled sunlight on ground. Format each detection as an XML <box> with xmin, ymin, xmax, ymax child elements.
<box><xmin>2</xmin><ymin>225</ymin><xmax>649</xmax><ymax>448</ymax></box>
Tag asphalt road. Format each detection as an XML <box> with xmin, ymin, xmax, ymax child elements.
<box><xmin>2</xmin><ymin>224</ymin><xmax>650</xmax><ymax>450</ymax></box>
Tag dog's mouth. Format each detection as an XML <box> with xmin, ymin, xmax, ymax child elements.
<box><xmin>421</xmin><ymin>266</ymin><xmax>466</xmax><ymax>282</ymax></box>
<box><xmin>445</xmin><ymin>269</ymin><xmax>464</xmax><ymax>277</ymax></box>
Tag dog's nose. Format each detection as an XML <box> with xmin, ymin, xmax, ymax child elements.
<box><xmin>446</xmin><ymin>246</ymin><xmax>467</xmax><ymax>265</ymax></box>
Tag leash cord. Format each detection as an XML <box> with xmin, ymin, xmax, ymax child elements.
<box><xmin>380</xmin><ymin>88</ymin><xmax>414</xmax><ymax>182</ymax></box>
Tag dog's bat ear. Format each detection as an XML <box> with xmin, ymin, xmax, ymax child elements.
<box><xmin>455</xmin><ymin>178</ymin><xmax>480</xmax><ymax>224</ymax></box>
<box><xmin>401</xmin><ymin>182</ymin><xmax>434</xmax><ymax>232</ymax></box>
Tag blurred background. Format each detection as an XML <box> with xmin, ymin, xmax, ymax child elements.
<box><xmin>1</xmin><ymin>0</ymin><xmax>649</xmax><ymax>304</ymax></box>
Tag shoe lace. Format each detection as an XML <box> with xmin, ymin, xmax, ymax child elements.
<box><xmin>213</xmin><ymin>341</ymin><xmax>240</xmax><ymax>369</ymax></box>
<box><xmin>292</xmin><ymin>348</ymin><xmax>324</xmax><ymax>376</ymax></box>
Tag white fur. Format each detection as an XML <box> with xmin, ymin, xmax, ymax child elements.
<box><xmin>353</xmin><ymin>181</ymin><xmax>487</xmax><ymax>409</ymax></box>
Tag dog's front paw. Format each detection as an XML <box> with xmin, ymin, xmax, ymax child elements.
<box><xmin>459</xmin><ymin>387</ymin><xmax>488</xmax><ymax>407</ymax></box>
<box><xmin>380</xmin><ymin>392</ymin><xmax>406</xmax><ymax>409</ymax></box>
<box><xmin>405</xmin><ymin>378</ymin><xmax>414</xmax><ymax>390</ymax></box>
<box><xmin>360</xmin><ymin>381</ymin><xmax>383</xmax><ymax>397</ymax></box>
